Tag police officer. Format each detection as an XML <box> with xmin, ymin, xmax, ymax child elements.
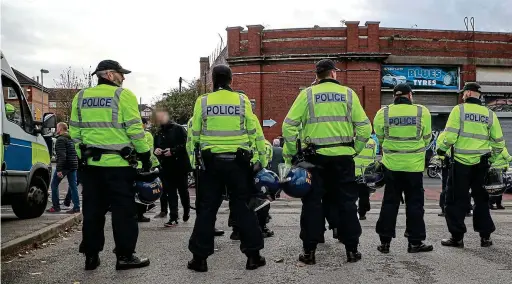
<box><xmin>374</xmin><ymin>83</ymin><xmax>434</xmax><ymax>254</ymax></box>
<box><xmin>436</xmin><ymin>131</ymin><xmax>450</xmax><ymax>217</ymax></box>
<box><xmin>282</xmin><ymin>59</ymin><xmax>371</xmax><ymax>264</ymax></box>
<box><xmin>354</xmin><ymin>138</ymin><xmax>377</xmax><ymax>220</ymax></box>
<box><xmin>187</xmin><ymin>65</ymin><xmax>266</xmax><ymax>272</ymax></box>
<box><xmin>70</xmin><ymin>60</ymin><xmax>151</xmax><ymax>270</ymax></box>
<box><xmin>489</xmin><ymin>147</ymin><xmax>511</xmax><ymax>210</ymax></box>
<box><xmin>185</xmin><ymin>117</ymin><xmax>225</xmax><ymax>237</ymax></box>
<box><xmin>438</xmin><ymin>82</ymin><xmax>505</xmax><ymax>248</ymax></box>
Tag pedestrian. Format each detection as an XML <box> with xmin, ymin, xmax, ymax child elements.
<box><xmin>47</xmin><ymin>122</ymin><xmax>80</xmax><ymax>214</ymax></box>
<box><xmin>489</xmin><ymin>147</ymin><xmax>511</xmax><ymax>210</ymax></box>
<box><xmin>438</xmin><ymin>82</ymin><xmax>505</xmax><ymax>248</ymax></box>
<box><xmin>135</xmin><ymin>118</ymin><xmax>160</xmax><ymax>222</ymax></box>
<box><xmin>71</xmin><ymin>59</ymin><xmax>152</xmax><ymax>270</ymax></box>
<box><xmin>374</xmin><ymin>83</ymin><xmax>434</xmax><ymax>254</ymax></box>
<box><xmin>269</xmin><ymin>139</ymin><xmax>284</xmax><ymax>174</ymax></box>
<box><xmin>354</xmin><ymin>138</ymin><xmax>377</xmax><ymax>220</ymax></box>
<box><xmin>153</xmin><ymin>110</ymin><xmax>191</xmax><ymax>227</ymax></box>
<box><xmin>282</xmin><ymin>59</ymin><xmax>371</xmax><ymax>264</ymax></box>
<box><xmin>187</xmin><ymin>64</ymin><xmax>266</xmax><ymax>272</ymax></box>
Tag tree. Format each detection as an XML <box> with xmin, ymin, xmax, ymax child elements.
<box><xmin>52</xmin><ymin>67</ymin><xmax>94</xmax><ymax>122</ymax></box>
<box><xmin>154</xmin><ymin>80</ymin><xmax>204</xmax><ymax>125</ymax></box>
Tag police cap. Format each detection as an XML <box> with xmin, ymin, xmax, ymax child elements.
<box><xmin>459</xmin><ymin>82</ymin><xmax>482</xmax><ymax>94</ymax></box>
<box><xmin>315</xmin><ymin>59</ymin><xmax>340</xmax><ymax>74</ymax></box>
<box><xmin>92</xmin><ymin>60</ymin><xmax>131</xmax><ymax>76</ymax></box>
<box><xmin>212</xmin><ymin>64</ymin><xmax>232</xmax><ymax>82</ymax></box>
<box><xmin>393</xmin><ymin>83</ymin><xmax>413</xmax><ymax>96</ymax></box>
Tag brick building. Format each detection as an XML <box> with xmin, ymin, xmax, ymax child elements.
<box><xmin>11</xmin><ymin>69</ymin><xmax>51</xmax><ymax>121</ymax></box>
<box><xmin>201</xmin><ymin>21</ymin><xmax>512</xmax><ymax>147</ymax></box>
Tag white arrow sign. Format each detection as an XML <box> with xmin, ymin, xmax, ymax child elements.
<box><xmin>263</xmin><ymin>119</ymin><xmax>277</xmax><ymax>127</ymax></box>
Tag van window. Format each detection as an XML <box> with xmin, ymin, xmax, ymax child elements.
<box><xmin>2</xmin><ymin>75</ymin><xmax>35</xmax><ymax>134</ymax></box>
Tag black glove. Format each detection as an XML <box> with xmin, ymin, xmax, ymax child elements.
<box><xmin>252</xmin><ymin>161</ymin><xmax>262</xmax><ymax>175</ymax></box>
<box><xmin>138</xmin><ymin>151</ymin><xmax>151</xmax><ymax>172</ymax></box>
<box><xmin>436</xmin><ymin>148</ymin><xmax>446</xmax><ymax>156</ymax></box>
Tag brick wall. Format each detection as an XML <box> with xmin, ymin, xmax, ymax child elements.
<box><xmin>219</xmin><ymin>22</ymin><xmax>512</xmax><ymax>140</ymax></box>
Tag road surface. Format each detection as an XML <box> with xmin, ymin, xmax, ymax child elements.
<box><xmin>2</xmin><ymin>200</ymin><xmax>512</xmax><ymax>284</ymax></box>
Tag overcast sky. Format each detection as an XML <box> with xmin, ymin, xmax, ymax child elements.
<box><xmin>1</xmin><ymin>0</ymin><xmax>510</xmax><ymax>104</ymax></box>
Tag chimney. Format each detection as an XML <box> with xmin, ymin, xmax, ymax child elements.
<box><xmin>199</xmin><ymin>57</ymin><xmax>210</xmax><ymax>79</ymax></box>
<box><xmin>36</xmin><ymin>76</ymin><xmax>40</xmax><ymax>84</ymax></box>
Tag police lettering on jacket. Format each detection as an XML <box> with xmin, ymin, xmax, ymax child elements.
<box><xmin>314</xmin><ymin>92</ymin><xmax>346</xmax><ymax>104</ymax></box>
<box><xmin>81</xmin><ymin>97</ymin><xmax>113</xmax><ymax>108</ymax></box>
<box><xmin>206</xmin><ymin>104</ymin><xmax>241</xmax><ymax>116</ymax></box>
<box><xmin>388</xmin><ymin>116</ymin><xmax>417</xmax><ymax>126</ymax></box>
<box><xmin>464</xmin><ymin>113</ymin><xmax>489</xmax><ymax>124</ymax></box>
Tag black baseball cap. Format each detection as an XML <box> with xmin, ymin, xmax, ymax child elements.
<box><xmin>393</xmin><ymin>83</ymin><xmax>413</xmax><ymax>96</ymax></box>
<box><xmin>316</xmin><ymin>59</ymin><xmax>340</xmax><ymax>74</ymax></box>
<box><xmin>91</xmin><ymin>60</ymin><xmax>131</xmax><ymax>76</ymax></box>
<box><xmin>459</xmin><ymin>82</ymin><xmax>482</xmax><ymax>94</ymax></box>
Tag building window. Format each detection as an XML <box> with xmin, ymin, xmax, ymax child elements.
<box><xmin>49</xmin><ymin>102</ymin><xmax>57</xmax><ymax>108</ymax></box>
<box><xmin>8</xmin><ymin>87</ymin><xmax>17</xmax><ymax>99</ymax></box>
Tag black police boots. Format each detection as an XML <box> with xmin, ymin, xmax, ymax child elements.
<box><xmin>188</xmin><ymin>255</ymin><xmax>208</xmax><ymax>272</ymax></box>
<box><xmin>377</xmin><ymin>243</ymin><xmax>390</xmax><ymax>254</ymax></box>
<box><xmin>408</xmin><ymin>242</ymin><xmax>434</xmax><ymax>253</ymax></box>
<box><xmin>246</xmin><ymin>253</ymin><xmax>266</xmax><ymax>270</ymax></box>
<box><xmin>298</xmin><ymin>250</ymin><xmax>316</xmax><ymax>265</ymax></box>
<box><xmin>441</xmin><ymin>237</ymin><xmax>464</xmax><ymax>248</ymax></box>
<box><xmin>346</xmin><ymin>250</ymin><xmax>362</xmax><ymax>263</ymax></box>
<box><xmin>85</xmin><ymin>254</ymin><xmax>100</xmax><ymax>270</ymax></box>
<box><xmin>230</xmin><ymin>230</ymin><xmax>240</xmax><ymax>240</ymax></box>
<box><xmin>214</xmin><ymin>228</ymin><xmax>225</xmax><ymax>237</ymax></box>
<box><xmin>481</xmin><ymin>237</ymin><xmax>493</xmax><ymax>247</ymax></box>
<box><xmin>116</xmin><ymin>255</ymin><xmax>150</xmax><ymax>270</ymax></box>
<box><xmin>261</xmin><ymin>226</ymin><xmax>275</xmax><ymax>238</ymax></box>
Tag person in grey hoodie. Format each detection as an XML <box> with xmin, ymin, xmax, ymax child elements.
<box><xmin>47</xmin><ymin>122</ymin><xmax>80</xmax><ymax>213</ymax></box>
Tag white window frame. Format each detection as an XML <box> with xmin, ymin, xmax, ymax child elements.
<box><xmin>7</xmin><ymin>87</ymin><xmax>17</xmax><ymax>99</ymax></box>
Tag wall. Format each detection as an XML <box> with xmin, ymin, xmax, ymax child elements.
<box><xmin>24</xmin><ymin>86</ymin><xmax>49</xmax><ymax>121</ymax></box>
<box><xmin>222</xmin><ymin>22</ymin><xmax>512</xmax><ymax>139</ymax></box>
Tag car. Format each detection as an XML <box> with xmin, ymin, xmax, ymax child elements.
<box><xmin>1</xmin><ymin>51</ymin><xmax>56</xmax><ymax>219</ymax></box>
<box><xmin>382</xmin><ymin>74</ymin><xmax>407</xmax><ymax>86</ymax></box>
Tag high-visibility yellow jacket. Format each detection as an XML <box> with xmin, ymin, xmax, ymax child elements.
<box><xmin>491</xmin><ymin>147</ymin><xmax>511</xmax><ymax>170</ymax></box>
<box><xmin>69</xmin><ymin>84</ymin><xmax>149</xmax><ymax>167</ymax></box>
<box><xmin>374</xmin><ymin>98</ymin><xmax>432</xmax><ymax>172</ymax></box>
<box><xmin>186</xmin><ymin>118</ymin><xmax>195</xmax><ymax>168</ymax></box>
<box><xmin>354</xmin><ymin>138</ymin><xmax>377</xmax><ymax>176</ymax></box>
<box><xmin>252</xmin><ymin>115</ymin><xmax>268</xmax><ymax>167</ymax></box>
<box><xmin>437</xmin><ymin>99</ymin><xmax>505</xmax><ymax>166</ymax></box>
<box><xmin>137</xmin><ymin>131</ymin><xmax>159</xmax><ymax>168</ymax></box>
<box><xmin>282</xmin><ymin>79</ymin><xmax>371</xmax><ymax>164</ymax></box>
<box><xmin>188</xmin><ymin>88</ymin><xmax>266</xmax><ymax>164</ymax></box>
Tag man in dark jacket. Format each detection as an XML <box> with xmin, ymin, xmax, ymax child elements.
<box><xmin>47</xmin><ymin>122</ymin><xmax>80</xmax><ymax>213</ymax></box>
<box><xmin>153</xmin><ymin>110</ymin><xmax>191</xmax><ymax>227</ymax></box>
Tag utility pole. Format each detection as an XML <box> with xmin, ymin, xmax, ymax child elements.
<box><xmin>179</xmin><ymin>77</ymin><xmax>183</xmax><ymax>93</ymax></box>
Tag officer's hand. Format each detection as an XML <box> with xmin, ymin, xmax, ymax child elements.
<box><xmin>252</xmin><ymin>161</ymin><xmax>262</xmax><ymax>175</ymax></box>
<box><xmin>57</xmin><ymin>172</ymin><xmax>63</xmax><ymax>178</ymax></box>
<box><xmin>163</xmin><ymin>148</ymin><xmax>172</xmax><ymax>157</ymax></box>
<box><xmin>138</xmin><ymin>151</ymin><xmax>152</xmax><ymax>172</ymax></box>
<box><xmin>154</xmin><ymin>148</ymin><xmax>163</xmax><ymax>156</ymax></box>
<box><xmin>436</xmin><ymin>148</ymin><xmax>446</xmax><ymax>156</ymax></box>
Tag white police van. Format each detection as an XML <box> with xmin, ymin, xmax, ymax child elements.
<box><xmin>1</xmin><ymin>51</ymin><xmax>56</xmax><ymax>219</ymax></box>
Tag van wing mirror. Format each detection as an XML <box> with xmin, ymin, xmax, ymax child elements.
<box><xmin>41</xmin><ymin>113</ymin><xmax>57</xmax><ymax>136</ymax></box>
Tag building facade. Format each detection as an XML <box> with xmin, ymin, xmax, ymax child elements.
<box><xmin>11</xmin><ymin>69</ymin><xmax>51</xmax><ymax>121</ymax></box>
<box><xmin>207</xmin><ymin>22</ymin><xmax>512</xmax><ymax>147</ymax></box>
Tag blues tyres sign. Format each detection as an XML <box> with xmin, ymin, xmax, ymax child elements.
<box><xmin>382</xmin><ymin>65</ymin><xmax>459</xmax><ymax>91</ymax></box>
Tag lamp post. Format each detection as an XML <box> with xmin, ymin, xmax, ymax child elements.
<box><xmin>40</xmin><ymin>69</ymin><xmax>49</xmax><ymax>120</ymax></box>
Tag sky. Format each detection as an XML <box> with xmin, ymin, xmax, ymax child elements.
<box><xmin>1</xmin><ymin>0</ymin><xmax>510</xmax><ymax>104</ymax></box>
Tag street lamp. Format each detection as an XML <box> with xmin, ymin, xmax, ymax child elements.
<box><xmin>40</xmin><ymin>69</ymin><xmax>49</xmax><ymax>120</ymax></box>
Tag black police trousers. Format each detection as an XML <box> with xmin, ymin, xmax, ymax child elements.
<box><xmin>445</xmin><ymin>161</ymin><xmax>495</xmax><ymax>239</ymax></box>
<box><xmin>356</xmin><ymin>183</ymin><xmax>371</xmax><ymax>216</ymax></box>
<box><xmin>303</xmin><ymin>155</ymin><xmax>361</xmax><ymax>251</ymax></box>
<box><xmin>376</xmin><ymin>169</ymin><xmax>426</xmax><ymax>243</ymax></box>
<box><xmin>79</xmin><ymin>166</ymin><xmax>138</xmax><ymax>257</ymax></box>
<box><xmin>189</xmin><ymin>157</ymin><xmax>263</xmax><ymax>258</ymax></box>
<box><xmin>439</xmin><ymin>165</ymin><xmax>472</xmax><ymax>213</ymax></box>
<box><xmin>160</xmin><ymin>169</ymin><xmax>190</xmax><ymax>221</ymax></box>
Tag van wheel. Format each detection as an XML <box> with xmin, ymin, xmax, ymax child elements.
<box><xmin>12</xmin><ymin>176</ymin><xmax>48</xmax><ymax>219</ymax></box>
